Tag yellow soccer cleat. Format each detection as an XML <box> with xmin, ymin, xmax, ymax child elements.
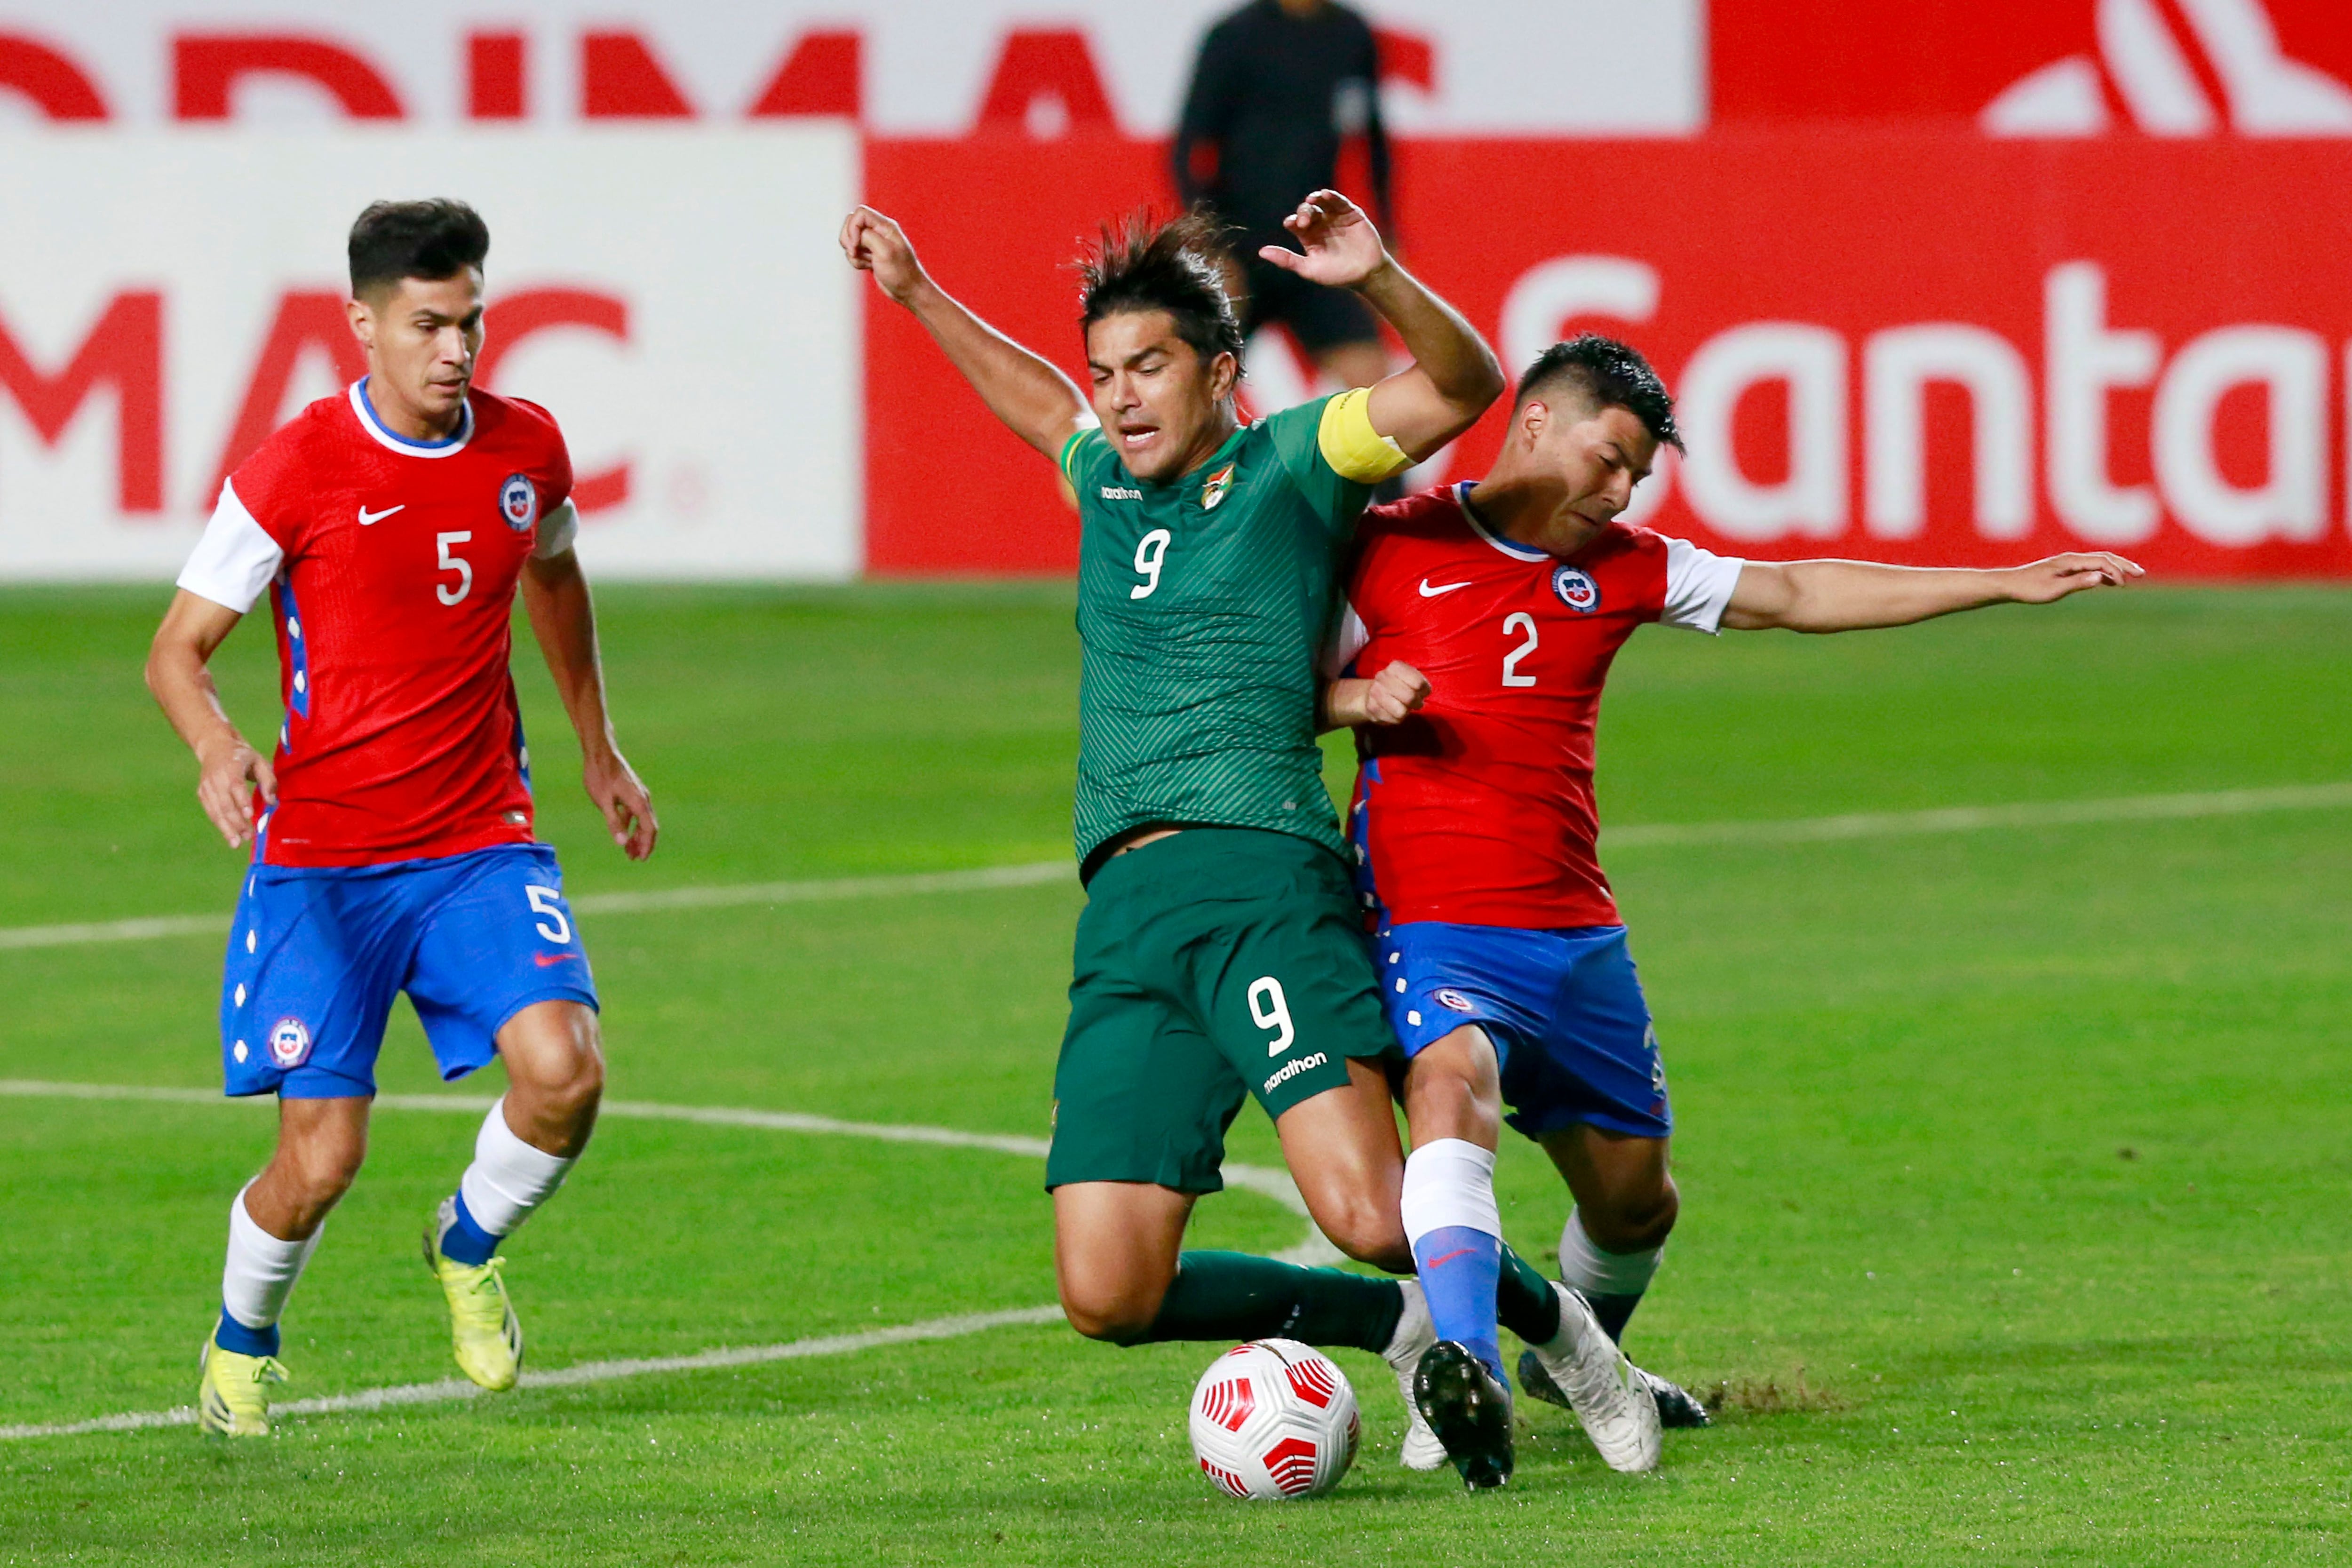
<box><xmin>197</xmin><ymin>1333</ymin><xmax>288</xmax><ymax>1437</ymax></box>
<box><xmin>423</xmin><ymin>1210</ymin><xmax>524</xmax><ymax>1392</ymax></box>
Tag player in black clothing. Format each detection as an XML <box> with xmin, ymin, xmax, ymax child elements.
<box><xmin>1174</xmin><ymin>0</ymin><xmax>1393</xmax><ymax>397</ymax></box>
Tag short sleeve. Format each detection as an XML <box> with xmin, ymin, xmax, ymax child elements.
<box><xmin>175</xmin><ymin>481</ymin><xmax>284</xmax><ymax>614</ymax></box>
<box><xmin>498</xmin><ymin>397</ymin><xmax>576</xmax><ymax>512</ymax></box>
<box><xmin>1659</xmin><ymin>537</ymin><xmax>1746</xmax><ymax>634</ymax></box>
<box><xmin>1059</xmin><ymin>423</ymin><xmax>1109</xmax><ymax>489</ymax></box>
<box><xmin>1321</xmin><ymin>599</ymin><xmax>1369</xmax><ymax>679</ymax></box>
<box><xmin>1264</xmin><ymin>395</ymin><xmax>1368</xmax><ymax>535</ymax></box>
<box><xmin>532</xmin><ymin>499</ymin><xmax>579</xmax><ymax>559</ymax></box>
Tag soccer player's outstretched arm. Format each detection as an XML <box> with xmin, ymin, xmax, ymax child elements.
<box><xmin>520</xmin><ymin>541</ymin><xmax>658</xmax><ymax>860</ymax></box>
<box><xmin>1719</xmin><ymin>553</ymin><xmax>2145</xmax><ymax>634</ymax></box>
<box><xmin>840</xmin><ymin>207</ymin><xmax>1092</xmax><ymax>461</ymax></box>
<box><xmin>1257</xmin><ymin>191</ymin><xmax>1502</xmax><ymax>459</ymax></box>
<box><xmin>146</xmin><ymin>591</ymin><xmax>274</xmax><ymax>850</ymax></box>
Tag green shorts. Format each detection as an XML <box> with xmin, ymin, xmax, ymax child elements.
<box><xmin>1045</xmin><ymin>827</ymin><xmax>1398</xmax><ymax>1194</ymax></box>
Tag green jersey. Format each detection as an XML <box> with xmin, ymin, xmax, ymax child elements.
<box><xmin>1058</xmin><ymin>390</ymin><xmax>1408</xmax><ymax>875</ymax></box>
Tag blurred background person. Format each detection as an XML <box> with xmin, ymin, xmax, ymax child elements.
<box><xmin>1174</xmin><ymin>0</ymin><xmax>1396</xmax><ymax>400</ymax></box>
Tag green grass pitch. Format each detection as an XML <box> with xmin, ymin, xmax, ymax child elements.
<box><xmin>0</xmin><ymin>581</ymin><xmax>2346</xmax><ymax>1565</ymax></box>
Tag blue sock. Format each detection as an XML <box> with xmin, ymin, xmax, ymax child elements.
<box><xmin>437</xmin><ymin>1191</ymin><xmax>502</xmax><ymax>1266</ymax></box>
<box><xmin>1412</xmin><ymin>1224</ymin><xmax>1503</xmax><ymax>1383</ymax></box>
<box><xmin>214</xmin><ymin>1306</ymin><xmax>279</xmax><ymax>1358</ymax></box>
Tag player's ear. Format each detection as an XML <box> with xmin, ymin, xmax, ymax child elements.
<box><xmin>1517</xmin><ymin>398</ymin><xmax>1548</xmax><ymax>448</ymax></box>
<box><xmin>345</xmin><ymin>296</ymin><xmax>374</xmax><ymax>351</ymax></box>
<box><xmin>1207</xmin><ymin>349</ymin><xmax>1239</xmax><ymax>405</ymax></box>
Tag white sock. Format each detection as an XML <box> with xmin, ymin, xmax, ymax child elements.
<box><xmin>1558</xmin><ymin>1208</ymin><xmax>1663</xmax><ymax>1297</ymax></box>
<box><xmin>221</xmin><ymin>1184</ymin><xmax>321</xmax><ymax>1331</ymax></box>
<box><xmin>456</xmin><ymin>1097</ymin><xmax>577</xmax><ymax>1237</ymax></box>
<box><xmin>1399</xmin><ymin>1138</ymin><xmax>1501</xmax><ymax>1245</ymax></box>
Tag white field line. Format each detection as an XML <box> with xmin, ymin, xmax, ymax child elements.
<box><xmin>0</xmin><ymin>1306</ymin><xmax>1069</xmax><ymax>1441</ymax></box>
<box><xmin>4</xmin><ymin>780</ymin><xmax>2349</xmax><ymax>955</ymax></box>
<box><xmin>0</xmin><ymin>1081</ymin><xmax>1334</xmax><ymax>1254</ymax></box>
<box><xmin>0</xmin><ymin>860</ymin><xmax>1073</xmax><ymax>953</ymax></box>
<box><xmin>1600</xmin><ymin>780</ymin><xmax>2352</xmax><ymax>850</ymax></box>
<box><xmin>0</xmin><ymin>1076</ymin><xmax>1340</xmax><ymax>1441</ymax></box>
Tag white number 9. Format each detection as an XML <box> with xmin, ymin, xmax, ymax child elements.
<box><xmin>525</xmin><ymin>884</ymin><xmax>572</xmax><ymax>945</ymax></box>
<box><xmin>1248</xmin><ymin>976</ymin><xmax>1295</xmax><ymax>1058</ymax></box>
<box><xmin>1131</xmin><ymin>528</ymin><xmax>1172</xmax><ymax>600</ymax></box>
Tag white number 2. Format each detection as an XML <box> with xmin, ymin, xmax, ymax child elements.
<box><xmin>1130</xmin><ymin>528</ymin><xmax>1172</xmax><ymax>599</ymax></box>
<box><xmin>1501</xmin><ymin>611</ymin><xmax>1538</xmax><ymax>688</ymax></box>
<box><xmin>1248</xmin><ymin>976</ymin><xmax>1296</xmax><ymax>1057</ymax></box>
<box><xmin>436</xmin><ymin>531</ymin><xmax>474</xmax><ymax>606</ymax></box>
<box><xmin>526</xmin><ymin>884</ymin><xmax>572</xmax><ymax>944</ymax></box>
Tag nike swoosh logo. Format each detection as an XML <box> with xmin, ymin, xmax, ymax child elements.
<box><xmin>1422</xmin><ymin>1247</ymin><xmax>1478</xmax><ymax>1269</ymax></box>
<box><xmin>532</xmin><ymin>952</ymin><xmax>579</xmax><ymax>967</ymax></box>
<box><xmin>357</xmin><ymin>504</ymin><xmax>404</xmax><ymax>526</ymax></box>
<box><xmin>1418</xmin><ymin>578</ymin><xmax>1472</xmax><ymax>597</ymax></box>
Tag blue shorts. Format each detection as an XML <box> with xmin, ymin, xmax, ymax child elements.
<box><xmin>1374</xmin><ymin>921</ymin><xmax>1671</xmax><ymax>1141</ymax></box>
<box><xmin>218</xmin><ymin>844</ymin><xmax>597</xmax><ymax>1100</ymax></box>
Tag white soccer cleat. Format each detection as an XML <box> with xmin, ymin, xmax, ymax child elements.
<box><xmin>1520</xmin><ymin>1283</ymin><xmax>1661</xmax><ymax>1473</ymax></box>
<box><xmin>1382</xmin><ymin>1278</ymin><xmax>1447</xmax><ymax>1471</ymax></box>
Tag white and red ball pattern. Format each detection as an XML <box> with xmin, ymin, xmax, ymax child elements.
<box><xmin>1187</xmin><ymin>1339</ymin><xmax>1360</xmax><ymax>1500</ymax></box>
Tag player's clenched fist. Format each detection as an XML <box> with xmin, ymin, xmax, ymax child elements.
<box><xmin>1322</xmin><ymin>660</ymin><xmax>1430</xmax><ymax>730</ymax></box>
<box><xmin>1361</xmin><ymin>660</ymin><xmax>1431</xmax><ymax>724</ymax></box>
<box><xmin>840</xmin><ymin>206</ymin><xmax>928</xmax><ymax>305</ymax></box>
<box><xmin>2004</xmin><ymin>553</ymin><xmax>2145</xmax><ymax>603</ymax></box>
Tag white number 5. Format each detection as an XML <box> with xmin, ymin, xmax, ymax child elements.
<box><xmin>526</xmin><ymin>884</ymin><xmax>571</xmax><ymax>944</ymax></box>
<box><xmin>436</xmin><ymin>531</ymin><xmax>474</xmax><ymax>606</ymax></box>
<box><xmin>1502</xmin><ymin>611</ymin><xmax>1538</xmax><ymax>687</ymax></box>
<box><xmin>1131</xmin><ymin>528</ymin><xmax>1171</xmax><ymax>599</ymax></box>
<box><xmin>1248</xmin><ymin>976</ymin><xmax>1296</xmax><ymax>1057</ymax></box>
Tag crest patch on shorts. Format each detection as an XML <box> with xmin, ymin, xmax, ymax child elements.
<box><xmin>1433</xmin><ymin>987</ymin><xmax>1477</xmax><ymax>1013</ymax></box>
<box><xmin>267</xmin><ymin>1016</ymin><xmax>312</xmax><ymax>1069</ymax></box>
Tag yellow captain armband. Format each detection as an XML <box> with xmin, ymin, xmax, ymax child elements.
<box><xmin>1316</xmin><ymin>387</ymin><xmax>1414</xmax><ymax>484</ymax></box>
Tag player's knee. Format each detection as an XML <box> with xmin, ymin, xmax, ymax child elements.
<box><xmin>277</xmin><ymin>1136</ymin><xmax>364</xmax><ymax>1218</ymax></box>
<box><xmin>506</xmin><ymin>1006</ymin><xmax>604</xmax><ymax>1123</ymax></box>
<box><xmin>1319</xmin><ymin>1197</ymin><xmax>1411</xmax><ymax>1272</ymax></box>
<box><xmin>1058</xmin><ymin>1281</ymin><xmax>1162</xmax><ymax>1345</ymax></box>
<box><xmin>1589</xmin><ymin>1177</ymin><xmax>1678</xmax><ymax>1253</ymax></box>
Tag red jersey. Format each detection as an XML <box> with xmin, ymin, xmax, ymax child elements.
<box><xmin>176</xmin><ymin>381</ymin><xmax>578</xmax><ymax>868</ymax></box>
<box><xmin>1336</xmin><ymin>483</ymin><xmax>1744</xmax><ymax>929</ymax></box>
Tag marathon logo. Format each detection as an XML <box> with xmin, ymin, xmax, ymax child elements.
<box><xmin>1264</xmin><ymin>1051</ymin><xmax>1329</xmax><ymax>1094</ymax></box>
<box><xmin>1099</xmin><ymin>485</ymin><xmax>1142</xmax><ymax>501</ymax></box>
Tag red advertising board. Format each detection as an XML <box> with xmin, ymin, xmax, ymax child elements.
<box><xmin>865</xmin><ymin>130</ymin><xmax>2352</xmax><ymax>579</ymax></box>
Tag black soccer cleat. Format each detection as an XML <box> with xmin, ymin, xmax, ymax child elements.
<box><xmin>1641</xmin><ymin>1368</ymin><xmax>1713</xmax><ymax>1429</ymax></box>
<box><xmin>1413</xmin><ymin>1340</ymin><xmax>1515</xmax><ymax>1490</ymax></box>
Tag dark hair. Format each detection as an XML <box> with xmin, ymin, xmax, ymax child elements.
<box><xmin>348</xmin><ymin>199</ymin><xmax>490</xmax><ymax>299</ymax></box>
<box><xmin>1517</xmin><ymin>334</ymin><xmax>1683</xmax><ymax>453</ymax></box>
<box><xmin>1076</xmin><ymin>210</ymin><xmax>1245</xmax><ymax>371</ymax></box>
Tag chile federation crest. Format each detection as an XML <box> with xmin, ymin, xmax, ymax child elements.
<box><xmin>1552</xmin><ymin>565</ymin><xmax>1600</xmax><ymax>613</ymax></box>
<box><xmin>499</xmin><ymin>473</ymin><xmax>539</xmax><ymax>533</ymax></box>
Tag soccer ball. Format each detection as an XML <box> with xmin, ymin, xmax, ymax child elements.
<box><xmin>1187</xmin><ymin>1339</ymin><xmax>1360</xmax><ymax>1500</ymax></box>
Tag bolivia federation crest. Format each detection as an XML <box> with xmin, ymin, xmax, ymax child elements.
<box><xmin>1200</xmin><ymin>461</ymin><xmax>1237</xmax><ymax>511</ymax></box>
<box><xmin>267</xmin><ymin>1016</ymin><xmax>312</xmax><ymax>1069</ymax></box>
<box><xmin>1552</xmin><ymin>565</ymin><xmax>1600</xmax><ymax>613</ymax></box>
<box><xmin>499</xmin><ymin>472</ymin><xmax>539</xmax><ymax>533</ymax></box>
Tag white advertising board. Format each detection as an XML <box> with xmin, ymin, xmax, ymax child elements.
<box><xmin>0</xmin><ymin>0</ymin><xmax>1702</xmax><ymax>135</ymax></box>
<box><xmin>0</xmin><ymin>126</ymin><xmax>860</xmax><ymax>580</ymax></box>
